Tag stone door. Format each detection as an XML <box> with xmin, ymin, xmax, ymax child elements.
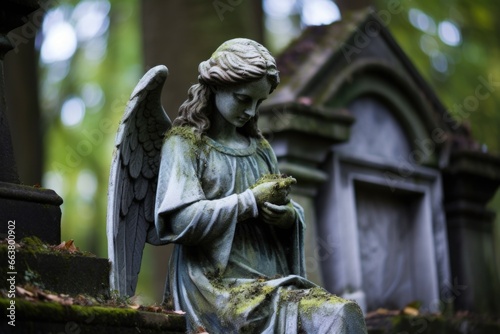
<box><xmin>316</xmin><ymin>96</ymin><xmax>450</xmax><ymax>313</ymax></box>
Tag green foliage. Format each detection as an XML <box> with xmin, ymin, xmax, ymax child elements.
<box><xmin>39</xmin><ymin>0</ymin><xmax>500</xmax><ymax>305</ymax></box>
<box><xmin>376</xmin><ymin>0</ymin><xmax>500</xmax><ymax>153</ymax></box>
<box><xmin>41</xmin><ymin>0</ymin><xmax>141</xmax><ymax>255</ymax></box>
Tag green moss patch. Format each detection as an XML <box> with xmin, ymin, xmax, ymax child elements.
<box><xmin>165</xmin><ymin>126</ymin><xmax>212</xmax><ymax>157</ymax></box>
<box><xmin>251</xmin><ymin>174</ymin><xmax>296</xmax><ymax>205</ymax></box>
<box><xmin>166</xmin><ymin>126</ymin><xmax>202</xmax><ymax>145</ymax></box>
<box><xmin>216</xmin><ymin>279</ymin><xmax>276</xmax><ymax>326</ymax></box>
<box><xmin>0</xmin><ymin>243</ymin><xmax>109</xmax><ymax>297</ymax></box>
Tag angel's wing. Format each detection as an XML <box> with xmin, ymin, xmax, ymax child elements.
<box><xmin>106</xmin><ymin>65</ymin><xmax>171</xmax><ymax>297</ymax></box>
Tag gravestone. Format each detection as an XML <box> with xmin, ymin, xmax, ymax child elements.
<box><xmin>0</xmin><ymin>0</ymin><xmax>62</xmax><ymax>245</ymax></box>
<box><xmin>260</xmin><ymin>8</ymin><xmax>500</xmax><ymax>316</ymax></box>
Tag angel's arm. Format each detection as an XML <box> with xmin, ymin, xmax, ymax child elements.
<box><xmin>257</xmin><ymin>139</ymin><xmax>304</xmax><ymax>227</ymax></box>
<box><xmin>257</xmin><ymin>139</ymin><xmax>306</xmax><ymax>275</ymax></box>
<box><xmin>155</xmin><ymin>135</ymin><xmax>258</xmax><ymax>246</ymax></box>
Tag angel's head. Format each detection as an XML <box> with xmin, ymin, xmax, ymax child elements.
<box><xmin>174</xmin><ymin>38</ymin><xmax>279</xmax><ymax>138</ymax></box>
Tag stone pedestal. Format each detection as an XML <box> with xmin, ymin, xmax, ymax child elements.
<box><xmin>0</xmin><ymin>182</ymin><xmax>62</xmax><ymax>244</ymax></box>
<box><xmin>259</xmin><ymin>102</ymin><xmax>354</xmax><ymax>284</ymax></box>
<box><xmin>0</xmin><ymin>299</ymin><xmax>186</xmax><ymax>334</ymax></box>
<box><xmin>0</xmin><ymin>243</ymin><xmax>109</xmax><ymax>297</ymax></box>
<box><xmin>443</xmin><ymin>150</ymin><xmax>500</xmax><ymax>315</ymax></box>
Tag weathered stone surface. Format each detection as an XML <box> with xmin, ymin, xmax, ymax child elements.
<box><xmin>365</xmin><ymin>313</ymin><xmax>500</xmax><ymax>334</ymax></box>
<box><xmin>0</xmin><ymin>245</ymin><xmax>109</xmax><ymax>297</ymax></box>
<box><xmin>0</xmin><ymin>0</ymin><xmax>42</xmax><ymax>184</ymax></box>
<box><xmin>0</xmin><ymin>182</ymin><xmax>62</xmax><ymax>244</ymax></box>
<box><xmin>0</xmin><ymin>299</ymin><xmax>186</xmax><ymax>334</ymax></box>
<box><xmin>443</xmin><ymin>150</ymin><xmax>500</xmax><ymax>315</ymax></box>
<box><xmin>0</xmin><ymin>111</ymin><xmax>19</xmax><ymax>184</ymax></box>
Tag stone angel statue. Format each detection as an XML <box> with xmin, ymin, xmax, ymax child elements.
<box><xmin>107</xmin><ymin>38</ymin><xmax>367</xmax><ymax>333</ymax></box>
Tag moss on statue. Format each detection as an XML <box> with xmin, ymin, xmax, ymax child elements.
<box><xmin>230</xmin><ymin>281</ymin><xmax>275</xmax><ymax>315</ymax></box>
<box><xmin>166</xmin><ymin>126</ymin><xmax>203</xmax><ymax>145</ymax></box>
<box><xmin>258</xmin><ymin>137</ymin><xmax>272</xmax><ymax>150</ymax></box>
<box><xmin>299</xmin><ymin>287</ymin><xmax>346</xmax><ymax>312</ymax></box>
<box><xmin>251</xmin><ymin>173</ymin><xmax>297</xmax><ymax>205</ymax></box>
<box><xmin>165</xmin><ymin>126</ymin><xmax>212</xmax><ymax>157</ymax></box>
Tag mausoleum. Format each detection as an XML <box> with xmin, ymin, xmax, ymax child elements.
<box><xmin>259</xmin><ymin>8</ymin><xmax>500</xmax><ymax>316</ymax></box>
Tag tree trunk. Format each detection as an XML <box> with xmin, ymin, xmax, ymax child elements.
<box><xmin>4</xmin><ymin>29</ymin><xmax>42</xmax><ymax>185</ymax></box>
<box><xmin>334</xmin><ymin>0</ymin><xmax>373</xmax><ymax>13</ymax></box>
<box><xmin>141</xmin><ymin>0</ymin><xmax>263</xmax><ymax>121</ymax></box>
<box><xmin>140</xmin><ymin>0</ymin><xmax>263</xmax><ymax>302</ymax></box>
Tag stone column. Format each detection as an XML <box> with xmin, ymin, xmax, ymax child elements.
<box><xmin>0</xmin><ymin>0</ymin><xmax>62</xmax><ymax>244</ymax></box>
<box><xmin>0</xmin><ymin>3</ymin><xmax>26</xmax><ymax>184</ymax></box>
<box><xmin>259</xmin><ymin>102</ymin><xmax>354</xmax><ymax>285</ymax></box>
<box><xmin>443</xmin><ymin>150</ymin><xmax>500</xmax><ymax>315</ymax></box>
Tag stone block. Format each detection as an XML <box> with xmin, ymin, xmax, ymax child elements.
<box><xmin>0</xmin><ymin>299</ymin><xmax>186</xmax><ymax>334</ymax></box>
<box><xmin>0</xmin><ymin>244</ymin><xmax>109</xmax><ymax>298</ymax></box>
<box><xmin>0</xmin><ymin>182</ymin><xmax>62</xmax><ymax>245</ymax></box>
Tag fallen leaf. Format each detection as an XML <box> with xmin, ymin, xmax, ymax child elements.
<box><xmin>54</xmin><ymin>239</ymin><xmax>79</xmax><ymax>253</ymax></box>
<box><xmin>195</xmin><ymin>326</ymin><xmax>209</xmax><ymax>334</ymax></box>
<box><xmin>16</xmin><ymin>286</ymin><xmax>34</xmax><ymax>298</ymax></box>
<box><xmin>403</xmin><ymin>306</ymin><xmax>419</xmax><ymax>316</ymax></box>
<box><xmin>127</xmin><ymin>303</ymin><xmax>140</xmax><ymax>310</ymax></box>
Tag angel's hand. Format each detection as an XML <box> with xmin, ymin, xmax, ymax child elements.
<box><xmin>260</xmin><ymin>202</ymin><xmax>296</xmax><ymax>229</ymax></box>
<box><xmin>251</xmin><ymin>181</ymin><xmax>292</xmax><ymax>206</ymax></box>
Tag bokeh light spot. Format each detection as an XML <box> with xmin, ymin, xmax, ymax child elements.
<box><xmin>77</xmin><ymin>169</ymin><xmax>98</xmax><ymax>201</ymax></box>
<box><xmin>409</xmin><ymin>8</ymin><xmax>436</xmax><ymax>34</ymax></box>
<box><xmin>264</xmin><ymin>0</ymin><xmax>296</xmax><ymax>18</ymax></box>
<box><xmin>431</xmin><ymin>51</ymin><xmax>448</xmax><ymax>73</ymax></box>
<box><xmin>438</xmin><ymin>21</ymin><xmax>461</xmax><ymax>46</ymax></box>
<box><xmin>40</xmin><ymin>22</ymin><xmax>77</xmax><ymax>63</ymax></box>
<box><xmin>302</xmin><ymin>0</ymin><xmax>341</xmax><ymax>26</ymax></box>
<box><xmin>61</xmin><ymin>97</ymin><xmax>86</xmax><ymax>126</ymax></box>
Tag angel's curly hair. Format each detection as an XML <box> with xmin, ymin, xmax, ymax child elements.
<box><xmin>173</xmin><ymin>38</ymin><xmax>279</xmax><ymax>138</ymax></box>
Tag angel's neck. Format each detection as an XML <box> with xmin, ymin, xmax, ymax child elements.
<box><xmin>208</xmin><ymin>113</ymin><xmax>249</xmax><ymax>149</ymax></box>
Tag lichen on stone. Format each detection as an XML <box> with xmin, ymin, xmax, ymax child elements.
<box><xmin>222</xmin><ymin>280</ymin><xmax>275</xmax><ymax>317</ymax></box>
<box><xmin>250</xmin><ymin>173</ymin><xmax>296</xmax><ymax>205</ymax></box>
<box><xmin>165</xmin><ymin>126</ymin><xmax>211</xmax><ymax>157</ymax></box>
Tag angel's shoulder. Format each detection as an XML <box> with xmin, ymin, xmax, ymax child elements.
<box><xmin>164</xmin><ymin>126</ymin><xmax>198</xmax><ymax>145</ymax></box>
<box><xmin>256</xmin><ymin>137</ymin><xmax>276</xmax><ymax>156</ymax></box>
<box><xmin>255</xmin><ymin>136</ymin><xmax>278</xmax><ymax>165</ymax></box>
<box><xmin>163</xmin><ymin>126</ymin><xmax>208</xmax><ymax>155</ymax></box>
<box><xmin>256</xmin><ymin>136</ymin><xmax>273</xmax><ymax>150</ymax></box>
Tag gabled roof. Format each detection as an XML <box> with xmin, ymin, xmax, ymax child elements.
<box><xmin>267</xmin><ymin>8</ymin><xmax>474</xmax><ymax>147</ymax></box>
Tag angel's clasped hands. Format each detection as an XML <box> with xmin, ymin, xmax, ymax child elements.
<box><xmin>251</xmin><ymin>180</ymin><xmax>296</xmax><ymax>229</ymax></box>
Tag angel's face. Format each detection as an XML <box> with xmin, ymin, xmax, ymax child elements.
<box><xmin>213</xmin><ymin>76</ymin><xmax>271</xmax><ymax>128</ymax></box>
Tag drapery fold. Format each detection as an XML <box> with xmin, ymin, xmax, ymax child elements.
<box><xmin>155</xmin><ymin>133</ymin><xmax>367</xmax><ymax>333</ymax></box>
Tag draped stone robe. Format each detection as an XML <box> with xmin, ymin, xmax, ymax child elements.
<box><xmin>155</xmin><ymin>130</ymin><xmax>367</xmax><ymax>334</ymax></box>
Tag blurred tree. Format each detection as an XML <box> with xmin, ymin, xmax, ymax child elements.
<box><xmin>35</xmin><ymin>0</ymin><xmax>499</xmax><ymax>304</ymax></box>
<box><xmin>335</xmin><ymin>0</ymin><xmax>372</xmax><ymax>12</ymax></box>
<box><xmin>4</xmin><ymin>26</ymin><xmax>43</xmax><ymax>185</ymax></box>
<box><xmin>40</xmin><ymin>0</ymin><xmax>142</xmax><ymax>261</ymax></box>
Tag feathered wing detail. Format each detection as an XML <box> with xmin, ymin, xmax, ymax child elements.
<box><xmin>106</xmin><ymin>65</ymin><xmax>171</xmax><ymax>297</ymax></box>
